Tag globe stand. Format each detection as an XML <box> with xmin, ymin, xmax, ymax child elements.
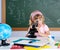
<box><xmin>1</xmin><ymin>39</ymin><xmax>10</xmax><ymax>46</ymax></box>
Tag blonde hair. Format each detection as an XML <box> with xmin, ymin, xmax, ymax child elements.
<box><xmin>29</xmin><ymin>10</ymin><xmax>45</xmax><ymax>26</ymax></box>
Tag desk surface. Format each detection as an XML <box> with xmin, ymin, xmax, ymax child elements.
<box><xmin>0</xmin><ymin>37</ymin><xmax>59</xmax><ymax>50</ymax></box>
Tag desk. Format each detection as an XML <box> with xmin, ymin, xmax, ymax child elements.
<box><xmin>0</xmin><ymin>37</ymin><xmax>26</xmax><ymax>50</ymax></box>
<box><xmin>0</xmin><ymin>37</ymin><xmax>59</xmax><ymax>50</ymax></box>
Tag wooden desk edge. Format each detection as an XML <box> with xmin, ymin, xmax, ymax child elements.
<box><xmin>12</xmin><ymin>28</ymin><xmax>60</xmax><ymax>31</ymax></box>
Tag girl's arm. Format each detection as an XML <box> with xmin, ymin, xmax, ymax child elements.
<box><xmin>36</xmin><ymin>27</ymin><xmax>50</xmax><ymax>37</ymax></box>
<box><xmin>45</xmin><ymin>31</ymin><xmax>50</xmax><ymax>35</ymax></box>
<box><xmin>40</xmin><ymin>31</ymin><xmax>50</xmax><ymax>37</ymax></box>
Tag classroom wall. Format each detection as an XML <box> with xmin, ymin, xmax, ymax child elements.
<box><xmin>0</xmin><ymin>0</ymin><xmax>2</xmax><ymax>23</ymax></box>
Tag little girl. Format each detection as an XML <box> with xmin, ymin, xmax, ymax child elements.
<box><xmin>26</xmin><ymin>10</ymin><xmax>50</xmax><ymax>38</ymax></box>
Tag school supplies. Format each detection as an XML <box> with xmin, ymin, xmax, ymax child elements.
<box><xmin>48</xmin><ymin>35</ymin><xmax>55</xmax><ymax>45</ymax></box>
<box><xmin>24</xmin><ymin>45</ymin><xmax>51</xmax><ymax>50</ymax></box>
<box><xmin>10</xmin><ymin>45</ymin><xmax>24</xmax><ymax>49</ymax></box>
<box><xmin>55</xmin><ymin>42</ymin><xmax>60</xmax><ymax>48</ymax></box>
<box><xmin>13</xmin><ymin>37</ymin><xmax>49</xmax><ymax>47</ymax></box>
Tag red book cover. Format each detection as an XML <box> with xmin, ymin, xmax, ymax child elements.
<box><xmin>10</xmin><ymin>45</ymin><xmax>24</xmax><ymax>50</ymax></box>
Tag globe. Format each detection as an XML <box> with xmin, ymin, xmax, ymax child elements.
<box><xmin>0</xmin><ymin>23</ymin><xmax>12</xmax><ymax>40</ymax></box>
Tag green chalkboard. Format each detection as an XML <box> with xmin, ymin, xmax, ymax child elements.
<box><xmin>6</xmin><ymin>0</ymin><xmax>60</xmax><ymax>28</ymax></box>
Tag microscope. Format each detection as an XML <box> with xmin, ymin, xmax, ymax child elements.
<box><xmin>27</xmin><ymin>21</ymin><xmax>38</xmax><ymax>38</ymax></box>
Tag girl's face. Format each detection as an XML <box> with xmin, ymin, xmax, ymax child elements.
<box><xmin>34</xmin><ymin>15</ymin><xmax>43</xmax><ymax>23</ymax></box>
<box><xmin>34</xmin><ymin>15</ymin><xmax>43</xmax><ymax>27</ymax></box>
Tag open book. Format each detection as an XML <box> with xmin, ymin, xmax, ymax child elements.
<box><xmin>13</xmin><ymin>37</ymin><xmax>49</xmax><ymax>47</ymax></box>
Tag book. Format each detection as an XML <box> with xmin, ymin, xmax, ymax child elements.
<box><xmin>10</xmin><ymin>44</ymin><xmax>24</xmax><ymax>50</ymax></box>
